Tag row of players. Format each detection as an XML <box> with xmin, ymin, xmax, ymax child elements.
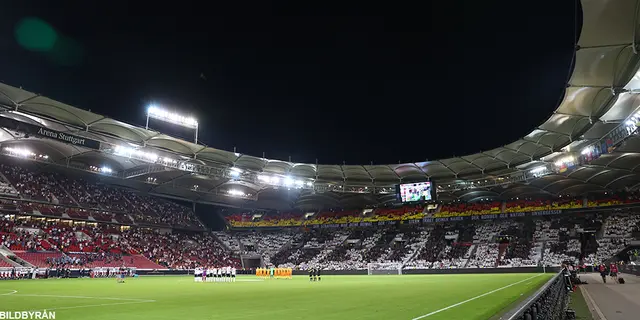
<box><xmin>256</xmin><ymin>267</ymin><xmax>292</xmax><ymax>279</ymax></box>
<box><xmin>0</xmin><ymin>267</ymin><xmax>135</xmax><ymax>280</ymax></box>
<box><xmin>194</xmin><ymin>267</ymin><xmax>237</xmax><ymax>282</ymax></box>
<box><xmin>89</xmin><ymin>267</ymin><xmax>136</xmax><ymax>278</ymax></box>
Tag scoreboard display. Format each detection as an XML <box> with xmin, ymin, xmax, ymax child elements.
<box><xmin>396</xmin><ymin>181</ymin><xmax>436</xmax><ymax>203</ymax></box>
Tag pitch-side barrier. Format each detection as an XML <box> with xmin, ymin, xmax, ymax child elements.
<box><xmin>500</xmin><ymin>270</ymin><xmax>571</xmax><ymax>320</ymax></box>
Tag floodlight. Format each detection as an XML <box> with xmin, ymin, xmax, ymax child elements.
<box><xmin>162</xmin><ymin>157</ymin><xmax>177</xmax><ymax>164</ymax></box>
<box><xmin>5</xmin><ymin>147</ymin><xmax>35</xmax><ymax>158</ymax></box>
<box><xmin>145</xmin><ymin>104</ymin><xmax>199</xmax><ymax>143</ymax></box>
<box><xmin>270</xmin><ymin>176</ymin><xmax>280</xmax><ymax>184</ymax></box>
<box><xmin>529</xmin><ymin>167</ymin><xmax>545</xmax><ymax>174</ymax></box>
<box><xmin>114</xmin><ymin>146</ymin><xmax>158</xmax><ymax>163</ymax></box>
<box><xmin>146</xmin><ymin>105</ymin><xmax>198</xmax><ymax>128</ymax></box>
<box><xmin>258</xmin><ymin>174</ymin><xmax>270</xmax><ymax>182</ymax></box>
<box><xmin>228</xmin><ymin>189</ymin><xmax>244</xmax><ymax>196</ymax></box>
<box><xmin>284</xmin><ymin>177</ymin><xmax>294</xmax><ymax>186</ymax></box>
<box><xmin>100</xmin><ymin>166</ymin><xmax>112</xmax><ymax>173</ymax></box>
<box><xmin>114</xmin><ymin>145</ymin><xmax>134</xmax><ymax>156</ymax></box>
<box><xmin>295</xmin><ymin>180</ymin><xmax>304</xmax><ymax>186</ymax></box>
<box><xmin>230</xmin><ymin>167</ymin><xmax>242</xmax><ymax>178</ymax></box>
<box><xmin>306</xmin><ymin>181</ymin><xmax>313</xmax><ymax>187</ymax></box>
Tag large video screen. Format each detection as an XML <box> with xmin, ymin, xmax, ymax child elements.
<box><xmin>397</xmin><ymin>181</ymin><xmax>434</xmax><ymax>203</ymax></box>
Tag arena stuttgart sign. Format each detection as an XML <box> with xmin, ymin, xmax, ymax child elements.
<box><xmin>0</xmin><ymin>116</ymin><xmax>101</xmax><ymax>150</ymax></box>
<box><xmin>35</xmin><ymin>127</ymin><xmax>99</xmax><ymax>149</ymax></box>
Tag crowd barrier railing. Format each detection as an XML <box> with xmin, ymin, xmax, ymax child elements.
<box><xmin>500</xmin><ymin>271</ymin><xmax>570</xmax><ymax>320</ymax></box>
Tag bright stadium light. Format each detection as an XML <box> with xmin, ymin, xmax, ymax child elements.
<box><xmin>100</xmin><ymin>166</ymin><xmax>112</xmax><ymax>174</ymax></box>
<box><xmin>161</xmin><ymin>157</ymin><xmax>177</xmax><ymax>165</ymax></box>
<box><xmin>114</xmin><ymin>145</ymin><xmax>158</xmax><ymax>163</ymax></box>
<box><xmin>284</xmin><ymin>177</ymin><xmax>294</xmax><ymax>186</ymax></box>
<box><xmin>555</xmin><ymin>156</ymin><xmax>574</xmax><ymax>167</ymax></box>
<box><xmin>228</xmin><ymin>189</ymin><xmax>244</xmax><ymax>196</ymax></box>
<box><xmin>255</xmin><ymin>174</ymin><xmax>312</xmax><ymax>188</ymax></box>
<box><xmin>529</xmin><ymin>167</ymin><xmax>546</xmax><ymax>174</ymax></box>
<box><xmin>4</xmin><ymin>147</ymin><xmax>35</xmax><ymax>158</ymax></box>
<box><xmin>146</xmin><ymin>104</ymin><xmax>199</xmax><ymax>144</ymax></box>
<box><xmin>230</xmin><ymin>167</ymin><xmax>242</xmax><ymax>178</ymax></box>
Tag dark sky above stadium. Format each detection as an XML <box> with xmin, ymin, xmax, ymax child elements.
<box><xmin>0</xmin><ymin>1</ymin><xmax>580</xmax><ymax>165</ymax></box>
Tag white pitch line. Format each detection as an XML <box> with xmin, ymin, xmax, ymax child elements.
<box><xmin>12</xmin><ymin>294</ymin><xmax>155</xmax><ymax>302</ymax></box>
<box><xmin>411</xmin><ymin>274</ymin><xmax>545</xmax><ymax>320</ymax></box>
<box><xmin>5</xmin><ymin>293</ymin><xmax>157</xmax><ymax>312</ymax></box>
<box><xmin>581</xmin><ymin>285</ymin><xmax>607</xmax><ymax>320</ymax></box>
<box><xmin>43</xmin><ymin>300</ymin><xmax>156</xmax><ymax>311</ymax></box>
<box><xmin>0</xmin><ymin>290</ymin><xmax>17</xmax><ymax>296</ymax></box>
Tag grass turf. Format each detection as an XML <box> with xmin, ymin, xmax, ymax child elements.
<box><xmin>568</xmin><ymin>286</ymin><xmax>593</xmax><ymax>320</ymax></box>
<box><xmin>0</xmin><ymin>273</ymin><xmax>552</xmax><ymax>320</ymax></box>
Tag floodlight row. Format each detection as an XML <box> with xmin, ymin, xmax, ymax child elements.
<box><xmin>147</xmin><ymin>105</ymin><xmax>198</xmax><ymax>127</ymax></box>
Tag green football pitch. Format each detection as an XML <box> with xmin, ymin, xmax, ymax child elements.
<box><xmin>0</xmin><ymin>273</ymin><xmax>552</xmax><ymax>320</ymax></box>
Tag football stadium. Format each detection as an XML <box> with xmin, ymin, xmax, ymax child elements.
<box><xmin>3</xmin><ymin>1</ymin><xmax>640</xmax><ymax>320</ymax></box>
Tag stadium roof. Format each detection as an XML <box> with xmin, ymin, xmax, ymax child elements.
<box><xmin>2</xmin><ymin>0</ymin><xmax>640</xmax><ymax>209</ymax></box>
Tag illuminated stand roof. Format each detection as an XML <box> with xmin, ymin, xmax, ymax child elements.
<box><xmin>1</xmin><ymin>0</ymin><xmax>640</xmax><ymax>209</ymax></box>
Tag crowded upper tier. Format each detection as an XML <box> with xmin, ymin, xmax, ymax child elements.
<box><xmin>224</xmin><ymin>192</ymin><xmax>640</xmax><ymax>228</ymax></box>
<box><xmin>0</xmin><ymin>163</ymin><xmax>203</xmax><ymax>229</ymax></box>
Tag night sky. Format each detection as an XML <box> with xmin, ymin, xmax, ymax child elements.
<box><xmin>0</xmin><ymin>1</ymin><xmax>580</xmax><ymax>165</ymax></box>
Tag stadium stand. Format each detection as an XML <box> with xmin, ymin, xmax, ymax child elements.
<box><xmin>222</xmin><ymin>191</ymin><xmax>640</xmax><ymax>228</ymax></box>
<box><xmin>430</xmin><ymin>224</ymin><xmax>476</xmax><ymax>269</ymax></box>
<box><xmin>0</xmin><ymin>164</ymin><xmax>203</xmax><ymax>229</ymax></box>
<box><xmin>2</xmin><ymin>161</ymin><xmax>640</xmax><ymax>273</ymax></box>
<box><xmin>0</xmin><ymin>213</ymin><xmax>237</xmax><ymax>270</ymax></box>
<box><xmin>226</xmin><ymin>208</ymin><xmax>640</xmax><ymax>271</ymax></box>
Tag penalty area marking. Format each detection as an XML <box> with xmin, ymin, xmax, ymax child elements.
<box><xmin>0</xmin><ymin>290</ymin><xmax>17</xmax><ymax>295</ymax></box>
<box><xmin>39</xmin><ymin>300</ymin><xmax>156</xmax><ymax>311</ymax></box>
<box><xmin>410</xmin><ymin>273</ymin><xmax>545</xmax><ymax>320</ymax></box>
<box><xmin>2</xmin><ymin>293</ymin><xmax>156</xmax><ymax>311</ymax></box>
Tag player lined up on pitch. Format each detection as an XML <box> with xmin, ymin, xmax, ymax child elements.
<box><xmin>308</xmin><ymin>268</ymin><xmax>321</xmax><ymax>282</ymax></box>
<box><xmin>194</xmin><ymin>266</ymin><xmax>236</xmax><ymax>282</ymax></box>
<box><xmin>256</xmin><ymin>267</ymin><xmax>292</xmax><ymax>279</ymax></box>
